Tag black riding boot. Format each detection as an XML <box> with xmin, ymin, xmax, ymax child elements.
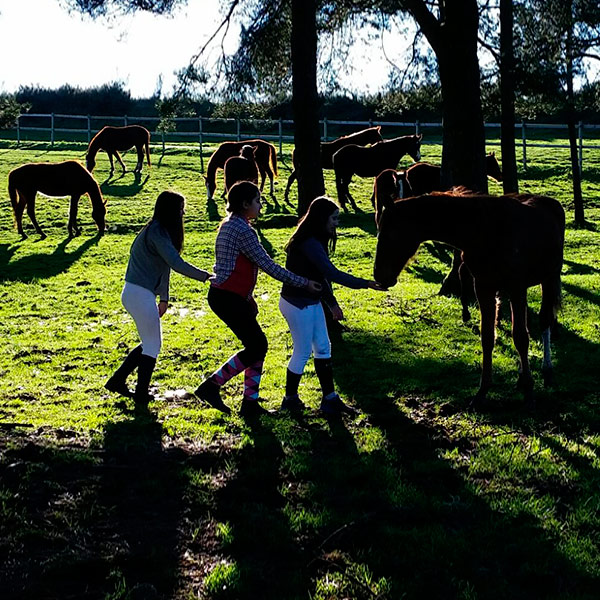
<box><xmin>134</xmin><ymin>354</ymin><xmax>157</xmax><ymax>407</ymax></box>
<box><xmin>314</xmin><ymin>358</ymin><xmax>335</xmax><ymax>397</ymax></box>
<box><xmin>105</xmin><ymin>344</ymin><xmax>143</xmax><ymax>398</ymax></box>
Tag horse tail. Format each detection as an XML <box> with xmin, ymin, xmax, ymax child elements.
<box><xmin>8</xmin><ymin>172</ymin><xmax>23</xmax><ymax>221</ymax></box>
<box><xmin>540</xmin><ymin>272</ymin><xmax>562</xmax><ymax>332</ymax></box>
<box><xmin>145</xmin><ymin>138</ymin><xmax>151</xmax><ymax>167</ymax></box>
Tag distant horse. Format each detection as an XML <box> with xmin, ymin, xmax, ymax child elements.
<box><xmin>333</xmin><ymin>134</ymin><xmax>422</xmax><ymax>211</ymax></box>
<box><xmin>374</xmin><ymin>190</ymin><xmax>565</xmax><ymax>408</ymax></box>
<box><xmin>86</xmin><ymin>125</ymin><xmax>151</xmax><ymax>174</ymax></box>
<box><xmin>206</xmin><ymin>140</ymin><xmax>277</xmax><ymax>199</ymax></box>
<box><xmin>284</xmin><ymin>126</ymin><xmax>383</xmax><ymax>202</ymax></box>
<box><xmin>405</xmin><ymin>153</ymin><xmax>503</xmax><ymax>197</ymax></box>
<box><xmin>9</xmin><ymin>161</ymin><xmax>107</xmax><ymax>239</ymax></box>
<box><xmin>224</xmin><ymin>145</ymin><xmax>259</xmax><ymax>193</ymax></box>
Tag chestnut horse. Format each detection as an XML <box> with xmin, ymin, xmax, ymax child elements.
<box><xmin>86</xmin><ymin>125</ymin><xmax>151</xmax><ymax>174</ymax></box>
<box><xmin>224</xmin><ymin>145</ymin><xmax>260</xmax><ymax>193</ymax></box>
<box><xmin>333</xmin><ymin>134</ymin><xmax>422</xmax><ymax>211</ymax></box>
<box><xmin>374</xmin><ymin>153</ymin><xmax>504</xmax><ymax>298</ymax></box>
<box><xmin>206</xmin><ymin>140</ymin><xmax>277</xmax><ymax>200</ymax></box>
<box><xmin>284</xmin><ymin>126</ymin><xmax>383</xmax><ymax>202</ymax></box>
<box><xmin>9</xmin><ymin>161</ymin><xmax>106</xmax><ymax>239</ymax></box>
<box><xmin>374</xmin><ymin>190</ymin><xmax>564</xmax><ymax>408</ymax></box>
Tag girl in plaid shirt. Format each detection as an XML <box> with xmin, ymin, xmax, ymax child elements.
<box><xmin>195</xmin><ymin>181</ymin><xmax>321</xmax><ymax>417</ymax></box>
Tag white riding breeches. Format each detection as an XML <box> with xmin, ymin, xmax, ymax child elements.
<box><xmin>121</xmin><ymin>281</ymin><xmax>162</xmax><ymax>358</ymax></box>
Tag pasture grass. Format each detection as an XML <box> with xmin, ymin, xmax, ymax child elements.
<box><xmin>1</xmin><ymin>137</ymin><xmax>600</xmax><ymax>599</ymax></box>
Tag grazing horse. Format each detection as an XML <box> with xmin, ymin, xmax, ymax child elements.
<box><xmin>224</xmin><ymin>145</ymin><xmax>259</xmax><ymax>193</ymax></box>
<box><xmin>86</xmin><ymin>125</ymin><xmax>151</xmax><ymax>174</ymax></box>
<box><xmin>374</xmin><ymin>190</ymin><xmax>565</xmax><ymax>408</ymax></box>
<box><xmin>284</xmin><ymin>126</ymin><xmax>384</xmax><ymax>202</ymax></box>
<box><xmin>333</xmin><ymin>134</ymin><xmax>422</xmax><ymax>211</ymax></box>
<box><xmin>206</xmin><ymin>140</ymin><xmax>278</xmax><ymax>199</ymax></box>
<box><xmin>8</xmin><ymin>161</ymin><xmax>107</xmax><ymax>239</ymax></box>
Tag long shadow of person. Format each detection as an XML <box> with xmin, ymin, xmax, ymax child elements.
<box><xmin>98</xmin><ymin>405</ymin><xmax>182</xmax><ymax>598</ymax></box>
<box><xmin>211</xmin><ymin>415</ymin><xmax>309</xmax><ymax>599</ymax></box>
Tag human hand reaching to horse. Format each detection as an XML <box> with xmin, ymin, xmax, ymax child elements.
<box><xmin>367</xmin><ymin>280</ymin><xmax>388</xmax><ymax>291</ymax></box>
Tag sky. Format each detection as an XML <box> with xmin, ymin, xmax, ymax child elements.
<box><xmin>0</xmin><ymin>0</ymin><xmax>401</xmax><ymax>99</ymax></box>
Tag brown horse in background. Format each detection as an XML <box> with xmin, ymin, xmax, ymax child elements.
<box><xmin>206</xmin><ymin>140</ymin><xmax>277</xmax><ymax>199</ymax></box>
<box><xmin>224</xmin><ymin>145</ymin><xmax>260</xmax><ymax>193</ymax></box>
<box><xmin>86</xmin><ymin>125</ymin><xmax>151</xmax><ymax>174</ymax></box>
<box><xmin>374</xmin><ymin>190</ymin><xmax>565</xmax><ymax>408</ymax></box>
<box><xmin>284</xmin><ymin>126</ymin><xmax>383</xmax><ymax>202</ymax></box>
<box><xmin>9</xmin><ymin>161</ymin><xmax>106</xmax><ymax>239</ymax></box>
<box><xmin>333</xmin><ymin>134</ymin><xmax>422</xmax><ymax>211</ymax></box>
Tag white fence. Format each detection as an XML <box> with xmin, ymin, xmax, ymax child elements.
<box><xmin>6</xmin><ymin>112</ymin><xmax>600</xmax><ymax>171</ymax></box>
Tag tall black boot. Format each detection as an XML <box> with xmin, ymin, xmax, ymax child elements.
<box><xmin>313</xmin><ymin>358</ymin><xmax>335</xmax><ymax>397</ymax></box>
<box><xmin>105</xmin><ymin>344</ymin><xmax>143</xmax><ymax>398</ymax></box>
<box><xmin>280</xmin><ymin>369</ymin><xmax>305</xmax><ymax>411</ymax></box>
<box><xmin>135</xmin><ymin>354</ymin><xmax>156</xmax><ymax>406</ymax></box>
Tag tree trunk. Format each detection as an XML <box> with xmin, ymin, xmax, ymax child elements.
<box><xmin>291</xmin><ymin>0</ymin><xmax>325</xmax><ymax>216</ymax></box>
<box><xmin>434</xmin><ymin>2</ymin><xmax>487</xmax><ymax>192</ymax></box>
<box><xmin>566</xmin><ymin>23</ymin><xmax>585</xmax><ymax>225</ymax></box>
<box><xmin>500</xmin><ymin>0</ymin><xmax>519</xmax><ymax>194</ymax></box>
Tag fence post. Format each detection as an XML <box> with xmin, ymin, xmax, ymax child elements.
<box><xmin>16</xmin><ymin>114</ymin><xmax>21</xmax><ymax>146</ymax></box>
<box><xmin>578</xmin><ymin>121</ymin><xmax>583</xmax><ymax>174</ymax></box>
<box><xmin>87</xmin><ymin>115</ymin><xmax>91</xmax><ymax>142</ymax></box>
<box><xmin>124</xmin><ymin>115</ymin><xmax>128</xmax><ymax>126</ymax></box>
<box><xmin>415</xmin><ymin>120</ymin><xmax>420</xmax><ymax>136</ymax></box>
<box><xmin>51</xmin><ymin>113</ymin><xmax>55</xmax><ymax>147</ymax></box>
<box><xmin>323</xmin><ymin>117</ymin><xmax>328</xmax><ymax>142</ymax></box>
<box><xmin>521</xmin><ymin>120</ymin><xmax>527</xmax><ymax>170</ymax></box>
<box><xmin>199</xmin><ymin>116</ymin><xmax>204</xmax><ymax>173</ymax></box>
<box><xmin>236</xmin><ymin>118</ymin><xmax>241</xmax><ymax>141</ymax></box>
<box><xmin>162</xmin><ymin>131</ymin><xmax>165</xmax><ymax>155</ymax></box>
<box><xmin>278</xmin><ymin>117</ymin><xmax>283</xmax><ymax>157</ymax></box>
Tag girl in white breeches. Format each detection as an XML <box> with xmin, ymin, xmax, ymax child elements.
<box><xmin>279</xmin><ymin>297</ymin><xmax>331</xmax><ymax>373</ymax></box>
<box><xmin>121</xmin><ymin>281</ymin><xmax>162</xmax><ymax>359</ymax></box>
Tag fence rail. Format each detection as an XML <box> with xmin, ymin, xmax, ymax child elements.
<box><xmin>5</xmin><ymin>113</ymin><xmax>600</xmax><ymax>171</ymax></box>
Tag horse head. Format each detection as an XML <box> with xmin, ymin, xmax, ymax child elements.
<box><xmin>374</xmin><ymin>200</ymin><xmax>421</xmax><ymax>288</ymax></box>
<box><xmin>92</xmin><ymin>202</ymin><xmax>107</xmax><ymax>235</ymax></box>
<box><xmin>486</xmin><ymin>152</ymin><xmax>503</xmax><ymax>182</ymax></box>
<box><xmin>240</xmin><ymin>145</ymin><xmax>257</xmax><ymax>159</ymax></box>
<box><xmin>86</xmin><ymin>153</ymin><xmax>96</xmax><ymax>172</ymax></box>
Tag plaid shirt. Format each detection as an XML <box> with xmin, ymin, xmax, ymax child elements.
<box><xmin>212</xmin><ymin>215</ymin><xmax>308</xmax><ymax>298</ymax></box>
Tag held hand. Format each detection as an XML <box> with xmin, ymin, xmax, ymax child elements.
<box><xmin>331</xmin><ymin>305</ymin><xmax>345</xmax><ymax>321</ymax></box>
<box><xmin>158</xmin><ymin>301</ymin><xmax>168</xmax><ymax>318</ymax></box>
<box><xmin>368</xmin><ymin>280</ymin><xmax>388</xmax><ymax>291</ymax></box>
<box><xmin>207</xmin><ymin>273</ymin><xmax>217</xmax><ymax>283</ymax></box>
<box><xmin>306</xmin><ymin>280</ymin><xmax>322</xmax><ymax>294</ymax></box>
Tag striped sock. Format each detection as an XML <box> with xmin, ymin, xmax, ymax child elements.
<box><xmin>243</xmin><ymin>360</ymin><xmax>264</xmax><ymax>401</ymax></box>
<box><xmin>211</xmin><ymin>353</ymin><xmax>246</xmax><ymax>386</ymax></box>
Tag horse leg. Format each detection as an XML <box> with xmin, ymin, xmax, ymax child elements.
<box><xmin>108</xmin><ymin>152</ymin><xmax>115</xmax><ymax>174</ymax></box>
<box><xmin>115</xmin><ymin>151</ymin><xmax>126</xmax><ymax>173</ymax></box>
<box><xmin>458</xmin><ymin>261</ymin><xmax>474</xmax><ymax>323</ymax></box>
<box><xmin>284</xmin><ymin>171</ymin><xmax>296</xmax><ymax>203</ymax></box>
<box><xmin>68</xmin><ymin>196</ymin><xmax>81</xmax><ymax>237</ymax></box>
<box><xmin>471</xmin><ymin>283</ymin><xmax>497</xmax><ymax>409</ymax></box>
<box><xmin>539</xmin><ymin>279</ymin><xmax>559</xmax><ymax>387</ymax></box>
<box><xmin>439</xmin><ymin>249</ymin><xmax>463</xmax><ymax>297</ymax></box>
<box><xmin>345</xmin><ymin>181</ymin><xmax>360</xmax><ymax>212</ymax></box>
<box><xmin>258</xmin><ymin>166</ymin><xmax>266</xmax><ymax>192</ymax></box>
<box><xmin>25</xmin><ymin>194</ymin><xmax>46</xmax><ymax>239</ymax></box>
<box><xmin>12</xmin><ymin>191</ymin><xmax>28</xmax><ymax>239</ymax></box>
<box><xmin>510</xmin><ymin>290</ymin><xmax>534</xmax><ymax>407</ymax></box>
<box><xmin>135</xmin><ymin>145</ymin><xmax>144</xmax><ymax>172</ymax></box>
<box><xmin>266</xmin><ymin>165</ymin><xmax>275</xmax><ymax>196</ymax></box>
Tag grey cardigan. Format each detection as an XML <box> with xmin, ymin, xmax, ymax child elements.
<box><xmin>125</xmin><ymin>220</ymin><xmax>209</xmax><ymax>302</ymax></box>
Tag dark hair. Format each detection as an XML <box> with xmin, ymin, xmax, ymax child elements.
<box><xmin>152</xmin><ymin>190</ymin><xmax>185</xmax><ymax>253</ymax></box>
<box><xmin>226</xmin><ymin>181</ymin><xmax>260</xmax><ymax>215</ymax></box>
<box><xmin>285</xmin><ymin>196</ymin><xmax>339</xmax><ymax>254</ymax></box>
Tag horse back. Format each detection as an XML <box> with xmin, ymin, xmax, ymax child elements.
<box><xmin>94</xmin><ymin>125</ymin><xmax>150</xmax><ymax>151</ymax></box>
<box><xmin>405</xmin><ymin>162</ymin><xmax>442</xmax><ymax>196</ymax></box>
<box><xmin>10</xmin><ymin>161</ymin><xmax>97</xmax><ymax>196</ymax></box>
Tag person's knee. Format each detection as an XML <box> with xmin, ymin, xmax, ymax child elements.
<box><xmin>244</xmin><ymin>333</ymin><xmax>268</xmax><ymax>364</ymax></box>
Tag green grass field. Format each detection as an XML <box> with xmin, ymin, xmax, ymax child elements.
<box><xmin>1</xmin><ymin>137</ymin><xmax>600</xmax><ymax>600</ymax></box>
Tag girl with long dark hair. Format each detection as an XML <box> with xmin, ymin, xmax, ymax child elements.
<box><xmin>105</xmin><ymin>191</ymin><xmax>211</xmax><ymax>406</ymax></box>
<box><xmin>280</xmin><ymin>196</ymin><xmax>385</xmax><ymax>414</ymax></box>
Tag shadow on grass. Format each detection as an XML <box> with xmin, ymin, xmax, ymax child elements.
<box><xmin>325</xmin><ymin>327</ymin><xmax>600</xmax><ymax>598</ymax></box>
<box><xmin>100</xmin><ymin>171</ymin><xmax>149</xmax><ymax>197</ymax></box>
<box><xmin>0</xmin><ymin>234</ymin><xmax>101</xmax><ymax>283</ymax></box>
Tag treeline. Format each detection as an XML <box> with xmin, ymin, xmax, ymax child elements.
<box><xmin>2</xmin><ymin>80</ymin><xmax>600</xmax><ymax>125</ymax></box>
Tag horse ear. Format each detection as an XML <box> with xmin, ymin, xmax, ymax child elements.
<box><xmin>417</xmin><ymin>133</ymin><xmax>423</xmax><ymax>141</ymax></box>
<box><xmin>376</xmin><ymin>126</ymin><xmax>381</xmax><ymax>132</ymax></box>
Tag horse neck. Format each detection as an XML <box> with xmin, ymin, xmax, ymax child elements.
<box><xmin>87</xmin><ymin>178</ymin><xmax>103</xmax><ymax>207</ymax></box>
<box><xmin>402</xmin><ymin>195</ymin><xmax>472</xmax><ymax>249</ymax></box>
<box><xmin>88</xmin><ymin>136</ymin><xmax>100</xmax><ymax>157</ymax></box>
